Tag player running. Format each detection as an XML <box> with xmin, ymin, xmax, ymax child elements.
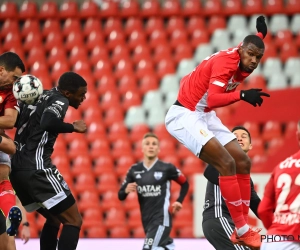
<box><xmin>118</xmin><ymin>133</ymin><xmax>189</xmax><ymax>250</ymax></box>
<box><xmin>165</xmin><ymin>16</ymin><xmax>269</xmax><ymax>249</ymax></box>
<box><xmin>258</xmin><ymin>121</ymin><xmax>300</xmax><ymax>250</ymax></box>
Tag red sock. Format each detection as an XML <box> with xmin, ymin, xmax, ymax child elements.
<box><xmin>219</xmin><ymin>175</ymin><xmax>246</xmax><ymax>229</ymax></box>
<box><xmin>236</xmin><ymin>174</ymin><xmax>251</xmax><ymax>223</ymax></box>
<box><xmin>0</xmin><ymin>180</ymin><xmax>16</xmax><ymax>217</ymax></box>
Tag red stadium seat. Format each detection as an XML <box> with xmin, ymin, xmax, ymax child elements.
<box><xmin>144</xmin><ymin>17</ymin><xmax>164</xmax><ymax>36</ymax></box>
<box><xmin>124</xmin><ymin>17</ymin><xmax>143</xmax><ymax>35</ymax></box>
<box><xmin>90</xmin><ymin>138</ymin><xmax>111</xmax><ymax>160</ymax></box>
<box><xmin>83</xmin><ymin>106</ymin><xmax>102</xmax><ymax>127</ymax></box>
<box><xmin>106</xmin><ymin>30</ymin><xmax>126</xmax><ymax>50</ymax></box>
<box><xmin>286</xmin><ymin>0</ymin><xmax>300</xmax><ymax>14</ymax></box>
<box><xmin>178</xmin><ymin>226</ymin><xmax>194</xmax><ymax>238</ymax></box>
<box><xmin>52</xmin><ymin>155</ymin><xmax>70</xmax><ymax>173</ymax></box>
<box><xmin>93</xmin><ymin>60</ymin><xmax>113</xmax><ymax>79</ymax></box>
<box><xmin>264</xmin><ymin>0</ymin><xmax>283</xmax><ymax>15</ymax></box>
<box><xmin>30</xmin><ymin>62</ymin><xmax>49</xmax><ymax>80</ymax></box>
<box><xmin>166</xmin><ymin>16</ymin><xmax>185</xmax><ymax>35</ymax></box>
<box><xmin>120</xmin><ymin>0</ymin><xmax>139</xmax><ymax>17</ymax></box>
<box><xmin>207</xmin><ymin>15</ymin><xmax>226</xmax><ymax>34</ymax></box>
<box><xmin>296</xmin><ymin>32</ymin><xmax>300</xmax><ymax>48</ymax></box>
<box><xmin>93</xmin><ymin>156</ymin><xmax>115</xmax><ymax>177</ymax></box>
<box><xmin>182</xmin><ymin>156</ymin><xmax>204</xmax><ymax>176</ymax></box>
<box><xmin>62</xmin><ymin>18</ymin><xmax>81</xmax><ymax>37</ymax></box>
<box><xmin>69</xmin><ymin>47</ymin><xmax>88</xmax><ymax>66</ymax></box>
<box><xmin>21</xmin><ymin>19</ymin><xmax>40</xmax><ymax>38</ymax></box>
<box><xmin>112</xmin><ymin>139</ymin><xmax>133</xmax><ymax>159</ymax></box>
<box><xmin>243</xmin><ymin>0</ymin><xmax>263</xmax><ymax>15</ymax></box>
<box><xmin>122</xmin><ymin>191</ymin><xmax>140</xmax><ymax>211</ymax></box>
<box><xmin>131</xmin><ymin>226</ymin><xmax>145</xmax><ymax>238</ymax></box>
<box><xmin>161</xmin><ymin>0</ymin><xmax>180</xmax><ymax>17</ymax></box>
<box><xmin>42</xmin><ymin>19</ymin><xmax>61</xmax><ymax>37</ymax></box>
<box><xmin>122</xmin><ymin>91</ymin><xmax>142</xmax><ymax>111</ymax></box>
<box><xmin>99</xmin><ymin>0</ymin><xmax>118</xmax><ymax>18</ymax></box>
<box><xmin>156</xmin><ymin>59</ymin><xmax>176</xmax><ymax>79</ymax></box>
<box><xmin>51</xmin><ymin>61</ymin><xmax>70</xmax><ymax>82</ymax></box>
<box><xmin>90</xmin><ymin>46</ymin><xmax>109</xmax><ymax>65</ymax></box>
<box><xmin>223</xmin><ymin>0</ymin><xmax>242</xmax><ymax>15</ymax></box>
<box><xmin>140</xmin><ymin>0</ymin><xmax>160</xmax><ymax>17</ymax></box>
<box><xmin>174</xmin><ymin>44</ymin><xmax>193</xmax><ymax>64</ymax></box>
<box><xmin>177</xmin><ymin>144</ymin><xmax>195</xmax><ymax>160</ymax></box>
<box><xmin>78</xmin><ymin>190</ymin><xmax>100</xmax><ymax>211</ymax></box>
<box><xmin>161</xmin><ymin>155</ymin><xmax>180</xmax><ymax>167</ymax></box>
<box><xmin>59</xmin><ymin>1</ymin><xmax>78</xmax><ymax>18</ymax></box>
<box><xmin>82</xmin><ymin>18</ymin><xmax>101</xmax><ymax>38</ymax></box>
<box><xmin>261</xmin><ymin>42</ymin><xmax>277</xmax><ymax>63</ymax></box>
<box><xmin>132</xmin><ymin>45</ymin><xmax>151</xmax><ymax>65</ymax></box>
<box><xmin>267</xmin><ymin>138</ymin><xmax>284</xmax><ymax>156</ymax></box>
<box><xmin>27</xmin><ymin>48</ymin><xmax>46</xmax><ymax>68</ymax></box>
<box><xmin>182</xmin><ymin>0</ymin><xmax>201</xmax><ymax>16</ymax></box>
<box><xmin>101</xmin><ymin>192</ymin><xmax>122</xmax><ymax>211</ymax></box>
<box><xmin>153</xmin><ymin>45</ymin><xmax>173</xmax><ymax>64</ymax></box>
<box><xmin>23</xmin><ymin>32</ymin><xmax>43</xmax><ymax>52</ymax></box>
<box><xmin>135</xmin><ymin>60</ymin><xmax>155</xmax><ymax>79</ymax></box>
<box><xmin>243</xmin><ymin>121</ymin><xmax>261</xmax><ymax>138</ymax></box>
<box><xmin>190</xmin><ymin>29</ymin><xmax>209</xmax><ymax>48</ymax></box>
<box><xmin>248</xmin><ymin>138</ymin><xmax>265</xmax><ymax>158</ymax></box>
<box><xmin>73</xmin><ymin>60</ymin><xmax>91</xmax><ymax>76</ymax></box>
<box><xmin>170</xmin><ymin>29</ymin><xmax>188</xmax><ymax>48</ymax></box>
<box><xmin>280</xmin><ymin>42</ymin><xmax>299</xmax><ymax>63</ymax></box>
<box><xmin>108</xmin><ymin>122</ymin><xmax>129</xmax><ymax>142</ymax></box>
<box><xmin>86</xmin><ymin>226</ymin><xmax>107</xmax><ymax>238</ymax></box>
<box><xmin>133</xmin><ymin>141</ymin><xmax>144</xmax><ymax>161</ymax></box>
<box><xmin>68</xmin><ymin>139</ymin><xmax>89</xmax><ymax>159</ymax></box>
<box><xmin>79</xmin><ymin>1</ymin><xmax>99</xmax><ymax>19</ymax></box>
<box><xmin>109</xmin><ymin>226</ymin><xmax>130</xmax><ymax>238</ymax></box>
<box><xmin>115</xmin><ymin>60</ymin><xmax>134</xmax><ymax>79</ymax></box>
<box><xmin>149</xmin><ymin>30</ymin><xmax>168</xmax><ymax>49</ymax></box>
<box><xmin>139</xmin><ymin>75</ymin><xmax>159</xmax><ymax>95</ymax></box>
<box><xmin>2</xmin><ymin>32</ymin><xmax>21</xmax><ymax>51</ymax></box>
<box><xmin>285</xmin><ymin>121</ymin><xmax>297</xmax><ymax>138</ymax></box>
<box><xmin>173</xmin><ymin>206</ymin><xmax>193</xmax><ymax>228</ymax></box>
<box><xmin>44</xmin><ymin>32</ymin><xmax>64</xmax><ymax>52</ymax></box>
<box><xmin>1</xmin><ymin>20</ymin><xmax>19</xmax><ymax>38</ymax></box>
<box><xmin>262</xmin><ymin>121</ymin><xmax>282</xmax><ymax>142</ymax></box>
<box><xmin>158</xmin><ymin>140</ymin><xmax>176</xmax><ymax>158</ymax></box>
<box><xmin>97</xmin><ymin>173</ymin><xmax>119</xmax><ymax>194</ymax></box>
<box><xmin>103</xmin><ymin>18</ymin><xmax>122</xmax><ymax>36</ymax></box>
<box><xmin>100</xmin><ymin>91</ymin><xmax>120</xmax><ymax>110</ymax></box>
<box><xmin>19</xmin><ymin>1</ymin><xmax>38</xmax><ymax>19</ymax></box>
<box><xmin>86</xmin><ymin>121</ymin><xmax>107</xmax><ymax>142</ymax></box>
<box><xmin>85</xmin><ymin>31</ymin><xmax>105</xmax><ymax>52</ymax></box>
<box><xmin>202</xmin><ymin>0</ymin><xmax>222</xmax><ymax>16</ymax></box>
<box><xmin>39</xmin><ymin>1</ymin><xmax>59</xmax><ymax>19</ymax></box>
<box><xmin>71</xmin><ymin>155</ymin><xmax>93</xmax><ymax>178</ymax></box>
<box><xmin>47</xmin><ymin>46</ymin><xmax>67</xmax><ymax>68</ymax></box>
<box><xmin>274</xmin><ymin>30</ymin><xmax>293</xmax><ymax>48</ymax></box>
<box><xmin>82</xmin><ymin>208</ymin><xmax>103</xmax><ymax>228</ymax></box>
<box><xmin>127</xmin><ymin>208</ymin><xmax>143</xmax><ymax>228</ymax></box>
<box><xmin>115</xmin><ymin>155</ymin><xmax>135</xmax><ymax>177</ymax></box>
<box><xmin>118</xmin><ymin>75</ymin><xmax>137</xmax><ymax>93</ymax></box>
<box><xmin>74</xmin><ymin>173</ymin><xmax>96</xmax><ymax>193</ymax></box>
<box><xmin>0</xmin><ymin>2</ymin><xmax>18</xmax><ymax>20</ymax></box>
<box><xmin>129</xmin><ymin>124</ymin><xmax>150</xmax><ymax>143</ymax></box>
<box><xmin>96</xmin><ymin>74</ymin><xmax>117</xmax><ymax>96</ymax></box>
<box><xmin>110</xmin><ymin>45</ymin><xmax>130</xmax><ymax>66</ymax></box>
<box><xmin>64</xmin><ymin>32</ymin><xmax>84</xmax><ymax>52</ymax></box>
<box><xmin>127</xmin><ymin>31</ymin><xmax>147</xmax><ymax>50</ymax></box>
<box><xmin>246</xmin><ymin>75</ymin><xmax>266</xmax><ymax>89</ymax></box>
<box><xmin>153</xmin><ymin>124</ymin><xmax>175</xmax><ymax>141</ymax></box>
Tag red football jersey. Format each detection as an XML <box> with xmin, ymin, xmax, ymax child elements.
<box><xmin>258</xmin><ymin>150</ymin><xmax>300</xmax><ymax>240</ymax></box>
<box><xmin>0</xmin><ymin>88</ymin><xmax>18</xmax><ymax>116</ymax></box>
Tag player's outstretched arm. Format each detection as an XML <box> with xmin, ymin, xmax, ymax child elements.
<box><xmin>118</xmin><ymin>168</ymin><xmax>136</xmax><ymax>201</ymax></box>
<box><xmin>256</xmin><ymin>16</ymin><xmax>267</xmax><ymax>39</ymax></box>
<box><xmin>0</xmin><ymin>135</ymin><xmax>16</xmax><ymax>154</ymax></box>
<box><xmin>240</xmin><ymin>88</ymin><xmax>270</xmax><ymax>107</ymax></box>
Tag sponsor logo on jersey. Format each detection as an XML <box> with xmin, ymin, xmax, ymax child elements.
<box><xmin>279</xmin><ymin>156</ymin><xmax>300</xmax><ymax>169</ymax></box>
<box><xmin>137</xmin><ymin>185</ymin><xmax>161</xmax><ymax>197</ymax></box>
<box><xmin>200</xmin><ymin>129</ymin><xmax>208</xmax><ymax>137</ymax></box>
<box><xmin>61</xmin><ymin>180</ymin><xmax>69</xmax><ymax>190</ymax></box>
<box><xmin>226</xmin><ymin>76</ymin><xmax>240</xmax><ymax>91</ymax></box>
<box><xmin>154</xmin><ymin>171</ymin><xmax>163</xmax><ymax>180</ymax></box>
<box><xmin>242</xmin><ymin>200</ymin><xmax>250</xmax><ymax>206</ymax></box>
<box><xmin>134</xmin><ymin>171</ymin><xmax>145</xmax><ymax>174</ymax></box>
<box><xmin>136</xmin><ymin>174</ymin><xmax>141</xmax><ymax>179</ymax></box>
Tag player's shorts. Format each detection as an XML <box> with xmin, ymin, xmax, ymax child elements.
<box><xmin>0</xmin><ymin>211</ymin><xmax>5</xmax><ymax>234</ymax></box>
<box><xmin>0</xmin><ymin>151</ymin><xmax>11</xmax><ymax>168</ymax></box>
<box><xmin>143</xmin><ymin>224</ymin><xmax>175</xmax><ymax>250</ymax></box>
<box><xmin>9</xmin><ymin>165</ymin><xmax>74</xmax><ymax>215</ymax></box>
<box><xmin>261</xmin><ymin>240</ymin><xmax>300</xmax><ymax>250</ymax></box>
<box><xmin>165</xmin><ymin>104</ymin><xmax>236</xmax><ymax>156</ymax></box>
<box><xmin>202</xmin><ymin>217</ymin><xmax>250</xmax><ymax>250</ymax></box>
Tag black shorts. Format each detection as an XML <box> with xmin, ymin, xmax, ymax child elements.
<box><xmin>143</xmin><ymin>224</ymin><xmax>174</xmax><ymax>250</ymax></box>
<box><xmin>202</xmin><ymin>217</ymin><xmax>250</xmax><ymax>250</ymax></box>
<box><xmin>0</xmin><ymin>211</ymin><xmax>5</xmax><ymax>234</ymax></box>
<box><xmin>10</xmin><ymin>166</ymin><xmax>74</xmax><ymax>215</ymax></box>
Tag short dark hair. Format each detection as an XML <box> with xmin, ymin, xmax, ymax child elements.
<box><xmin>58</xmin><ymin>72</ymin><xmax>87</xmax><ymax>93</ymax></box>
<box><xmin>0</xmin><ymin>52</ymin><xmax>25</xmax><ymax>72</ymax></box>
<box><xmin>143</xmin><ymin>132</ymin><xmax>159</xmax><ymax>141</ymax></box>
<box><xmin>232</xmin><ymin>126</ymin><xmax>251</xmax><ymax>142</ymax></box>
<box><xmin>242</xmin><ymin>35</ymin><xmax>265</xmax><ymax>49</ymax></box>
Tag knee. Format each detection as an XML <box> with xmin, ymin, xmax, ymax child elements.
<box><xmin>46</xmin><ymin>217</ymin><xmax>61</xmax><ymax>228</ymax></box>
<box><xmin>64</xmin><ymin>214</ymin><xmax>82</xmax><ymax>228</ymax></box>
<box><xmin>218</xmin><ymin>156</ymin><xmax>236</xmax><ymax>175</ymax></box>
<box><xmin>236</xmin><ymin>155</ymin><xmax>251</xmax><ymax>174</ymax></box>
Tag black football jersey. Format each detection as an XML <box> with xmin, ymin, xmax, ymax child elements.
<box><xmin>119</xmin><ymin>159</ymin><xmax>182</xmax><ymax>230</ymax></box>
<box><xmin>12</xmin><ymin>88</ymin><xmax>69</xmax><ymax>170</ymax></box>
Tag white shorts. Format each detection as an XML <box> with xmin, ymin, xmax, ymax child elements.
<box><xmin>261</xmin><ymin>241</ymin><xmax>300</xmax><ymax>250</ymax></box>
<box><xmin>165</xmin><ymin>105</ymin><xmax>236</xmax><ymax>156</ymax></box>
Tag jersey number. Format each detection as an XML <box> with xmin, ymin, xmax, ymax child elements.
<box><xmin>275</xmin><ymin>173</ymin><xmax>300</xmax><ymax>213</ymax></box>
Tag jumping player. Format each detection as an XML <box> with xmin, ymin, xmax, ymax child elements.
<box><xmin>165</xmin><ymin>16</ymin><xmax>269</xmax><ymax>249</ymax></box>
<box><xmin>9</xmin><ymin>72</ymin><xmax>87</xmax><ymax>250</ymax></box>
<box><xmin>118</xmin><ymin>133</ymin><xmax>189</xmax><ymax>250</ymax></box>
<box><xmin>258</xmin><ymin>121</ymin><xmax>300</xmax><ymax>250</ymax></box>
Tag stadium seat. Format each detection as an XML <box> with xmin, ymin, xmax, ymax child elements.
<box><xmin>274</xmin><ymin>30</ymin><xmax>293</xmax><ymax>48</ymax></box>
<box><xmin>131</xmin><ymin>226</ymin><xmax>145</xmax><ymax>238</ymax></box>
<box><xmin>152</xmin><ymin>44</ymin><xmax>172</xmax><ymax>64</ymax></box>
<box><xmin>103</xmin><ymin>107</ymin><xmax>124</xmax><ymax>127</ymax></box>
<box><xmin>19</xmin><ymin>1</ymin><xmax>37</xmax><ymax>19</ymax></box>
<box><xmin>103</xmin><ymin>18</ymin><xmax>122</xmax><ymax>37</ymax></box>
<box><xmin>79</xmin><ymin>1</ymin><xmax>99</xmax><ymax>19</ymax></box>
<box><xmin>139</xmin><ymin>74</ymin><xmax>159</xmax><ymax>95</ymax></box>
<box><xmin>267</xmin><ymin>73</ymin><xmax>288</xmax><ymax>90</ymax></box>
<box><xmin>290</xmin><ymin>14</ymin><xmax>300</xmax><ymax>33</ymax></box>
<box><xmin>202</xmin><ymin>0</ymin><xmax>222</xmax><ymax>16</ymax></box>
<box><xmin>144</xmin><ymin>17</ymin><xmax>164</xmax><ymax>35</ymax></box>
<box><xmin>182</xmin><ymin>156</ymin><xmax>204</xmax><ymax>176</ymax></box>
<box><xmin>86</xmin><ymin>226</ymin><xmax>107</xmax><ymax>238</ymax></box>
<box><xmin>161</xmin><ymin>155</ymin><xmax>180</xmax><ymax>167</ymax></box>
<box><xmin>120</xmin><ymin>0</ymin><xmax>139</xmax><ymax>17</ymax></box>
<box><xmin>264</xmin><ymin>0</ymin><xmax>283</xmax><ymax>15</ymax></box>
<box><xmin>149</xmin><ymin>30</ymin><xmax>168</xmax><ymax>49</ymax></box>
<box><xmin>182</xmin><ymin>0</ymin><xmax>201</xmax><ymax>16</ymax></box>
<box><xmin>290</xmin><ymin>73</ymin><xmax>300</xmax><ymax>88</ymax></box>
<box><xmin>286</xmin><ymin>0</ymin><xmax>300</xmax><ymax>14</ymax></box>
<box><xmin>90</xmin><ymin>46</ymin><xmax>109</xmax><ymax>66</ymax></box>
<box><xmin>68</xmin><ymin>139</ymin><xmax>89</xmax><ymax>159</ymax></box>
<box><xmin>262</xmin><ymin>58</ymin><xmax>282</xmax><ymax>79</ymax></box>
<box><xmin>59</xmin><ymin>1</ymin><xmax>78</xmax><ymax>18</ymax></box>
<box><xmin>269</xmin><ymin>14</ymin><xmax>289</xmax><ymax>34</ymax></box>
<box><xmin>110</xmin><ymin>45</ymin><xmax>130</xmax><ymax>66</ymax></box>
<box><xmin>153</xmin><ymin>124</ymin><xmax>175</xmax><ymax>141</ymax></box>
<box><xmin>101</xmin><ymin>192</ymin><xmax>123</xmax><ymax>212</ymax></box>
<box><xmin>194</xmin><ymin>44</ymin><xmax>213</xmax><ymax>64</ymax></box>
<box><xmin>42</xmin><ymin>19</ymin><xmax>61</xmax><ymax>38</ymax></box>
<box><xmin>161</xmin><ymin>0</ymin><xmax>180</xmax><ymax>17</ymax></box>
<box><xmin>39</xmin><ymin>1</ymin><xmax>58</xmax><ymax>19</ymax></box>
<box><xmin>127</xmin><ymin>208</ymin><xmax>143</xmax><ymax>228</ymax></box>
<box><xmin>280</xmin><ymin>43</ymin><xmax>299</xmax><ymax>63</ymax></box>
<box><xmin>135</xmin><ymin>60</ymin><xmax>155</xmax><ymax>79</ymax></box>
<box><xmin>97</xmin><ymin>172</ymin><xmax>120</xmax><ymax>194</ymax></box>
<box><xmin>142</xmin><ymin>91</ymin><xmax>163</xmax><ymax>111</ymax></box>
<box><xmin>1</xmin><ymin>20</ymin><xmax>18</xmax><ymax>39</ymax></box>
<box><xmin>260</xmin><ymin>42</ymin><xmax>277</xmax><ymax>63</ymax></box>
<box><xmin>30</xmin><ymin>62</ymin><xmax>49</xmax><ymax>80</ymax></box>
<box><xmin>82</xmin><ymin>208</ymin><xmax>103</xmax><ymax>227</ymax></box>
<box><xmin>21</xmin><ymin>19</ymin><xmax>40</xmax><ymax>38</ymax></box>
<box><xmin>109</xmin><ymin>226</ymin><xmax>130</xmax><ymax>238</ymax></box>
<box><xmin>129</xmin><ymin>124</ymin><xmax>150</xmax><ymax>143</ymax></box>
<box><xmin>64</xmin><ymin>32</ymin><xmax>84</xmax><ymax>51</ymax></box>
<box><xmin>82</xmin><ymin>18</ymin><xmax>101</xmax><ymax>38</ymax></box>
<box><xmin>62</xmin><ymin>18</ymin><xmax>81</xmax><ymax>37</ymax></box>
<box><xmin>27</xmin><ymin>48</ymin><xmax>46</xmax><ymax>68</ymax></box>
<box><xmin>89</xmin><ymin>138</ymin><xmax>111</xmax><ymax>160</ymax></box>
<box><xmin>158</xmin><ymin>140</ymin><xmax>176</xmax><ymax>158</ymax></box>
<box><xmin>132</xmin><ymin>141</ymin><xmax>144</xmax><ymax>161</ymax></box>
<box><xmin>96</xmin><ymin>74</ymin><xmax>117</xmax><ymax>96</ymax></box>
<box><xmin>112</xmin><ymin>139</ymin><xmax>133</xmax><ymax>159</ymax></box>
<box><xmin>124</xmin><ymin>17</ymin><xmax>143</xmax><ymax>36</ymax></box>
<box><xmin>52</xmin><ymin>155</ymin><xmax>70</xmax><ymax>173</ymax></box>
<box><xmin>2</xmin><ymin>32</ymin><xmax>22</xmax><ymax>51</ymax></box>
<box><xmin>78</xmin><ymin>190</ymin><xmax>100</xmax><ymax>211</ymax></box>
<box><xmin>93</xmin><ymin>60</ymin><xmax>113</xmax><ymax>79</ymax></box>
<box><xmin>248</xmin><ymin>15</ymin><xmax>268</xmax><ymax>34</ymax></box>
<box><xmin>71</xmin><ymin>155</ymin><xmax>93</xmax><ymax>178</ymax></box>
<box><xmin>107</xmin><ymin>30</ymin><xmax>126</xmax><ymax>50</ymax></box>
<box><xmin>122</xmin><ymin>91</ymin><xmax>142</xmax><ymax>111</ymax></box>
<box><xmin>51</xmin><ymin>61</ymin><xmax>70</xmax><ymax>81</ymax></box>
<box><xmin>166</xmin><ymin>17</ymin><xmax>185</xmax><ymax>35</ymax></box>
<box><xmin>132</xmin><ymin>45</ymin><xmax>151</xmax><ymax>64</ymax></box>
<box><xmin>173</xmin><ymin>206</ymin><xmax>193</xmax><ymax>228</ymax></box>
<box><xmin>69</xmin><ymin>46</ymin><xmax>88</xmax><ymax>65</ymax></box>
<box><xmin>116</xmin><ymin>155</ymin><xmax>135</xmax><ymax>177</ymax></box>
<box><xmin>108</xmin><ymin>122</ymin><xmax>129</xmax><ymax>143</ymax></box>
<box><xmin>227</xmin><ymin>15</ymin><xmax>247</xmax><ymax>34</ymax></box>
<box><xmin>128</xmin><ymin>31</ymin><xmax>147</xmax><ymax>50</ymax></box>
<box><xmin>177</xmin><ymin>144</ymin><xmax>195</xmax><ymax>160</ymax></box>
<box><xmin>100</xmin><ymin>91</ymin><xmax>120</xmax><ymax>111</ymax></box>
<box><xmin>284</xmin><ymin>121</ymin><xmax>298</xmax><ymax>138</ymax></box>
<box><xmin>246</xmin><ymin>75</ymin><xmax>267</xmax><ymax>90</ymax></box>
<box><xmin>164</xmin><ymin>92</ymin><xmax>178</xmax><ymax>111</ymax></box>
<box><xmin>74</xmin><ymin>173</ymin><xmax>96</xmax><ymax>193</ymax></box>
<box><xmin>125</xmin><ymin>106</ymin><xmax>146</xmax><ymax>129</ymax></box>
<box><xmin>262</xmin><ymin>121</ymin><xmax>282</xmax><ymax>142</ymax></box>
<box><xmin>99</xmin><ymin>0</ymin><xmax>118</xmax><ymax>18</ymax></box>
<box><xmin>267</xmin><ymin>138</ymin><xmax>284</xmax><ymax>156</ymax></box>
<box><xmin>190</xmin><ymin>29</ymin><xmax>209</xmax><ymax>49</ymax></box>
<box><xmin>156</xmin><ymin>59</ymin><xmax>177</xmax><ymax>79</ymax></box>
<box><xmin>232</xmin><ymin>29</ymin><xmax>251</xmax><ymax>46</ymax></box>
<box><xmin>243</xmin><ymin>0</ymin><xmax>263</xmax><ymax>15</ymax></box>
<box><xmin>223</xmin><ymin>0</ymin><xmax>242</xmax><ymax>15</ymax></box>
<box><xmin>177</xmin><ymin>59</ymin><xmax>196</xmax><ymax>79</ymax></box>
<box><xmin>178</xmin><ymin>226</ymin><xmax>194</xmax><ymax>238</ymax></box>
<box><xmin>44</xmin><ymin>32</ymin><xmax>64</xmax><ymax>52</ymax></box>
<box><xmin>160</xmin><ymin>74</ymin><xmax>179</xmax><ymax>95</ymax></box>
<box><xmin>170</xmin><ymin>29</ymin><xmax>189</xmax><ymax>48</ymax></box>
<box><xmin>296</xmin><ymin>32</ymin><xmax>300</xmax><ymax>48</ymax></box>
<box><xmin>140</xmin><ymin>0</ymin><xmax>160</xmax><ymax>17</ymax></box>
<box><xmin>210</xmin><ymin>29</ymin><xmax>231</xmax><ymax>51</ymax></box>
<box><xmin>0</xmin><ymin>2</ymin><xmax>18</xmax><ymax>20</ymax></box>
<box><xmin>122</xmin><ymin>191</ymin><xmax>140</xmax><ymax>211</ymax></box>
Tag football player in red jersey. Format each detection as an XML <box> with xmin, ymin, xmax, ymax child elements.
<box><xmin>0</xmin><ymin>52</ymin><xmax>26</xmax><ymax>250</ymax></box>
<box><xmin>165</xmin><ymin>16</ymin><xmax>270</xmax><ymax>249</ymax></box>
<box><xmin>258</xmin><ymin>121</ymin><xmax>300</xmax><ymax>250</ymax></box>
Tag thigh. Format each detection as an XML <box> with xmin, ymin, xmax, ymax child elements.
<box><xmin>165</xmin><ymin>105</ymin><xmax>214</xmax><ymax>156</ymax></box>
<box><xmin>203</xmin><ymin>218</ymin><xmax>249</xmax><ymax>250</ymax></box>
<box><xmin>143</xmin><ymin>224</ymin><xmax>172</xmax><ymax>250</ymax></box>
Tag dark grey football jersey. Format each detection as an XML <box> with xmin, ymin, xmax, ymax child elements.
<box><xmin>12</xmin><ymin>88</ymin><xmax>69</xmax><ymax>170</ymax></box>
<box><xmin>119</xmin><ymin>159</ymin><xmax>182</xmax><ymax>230</ymax></box>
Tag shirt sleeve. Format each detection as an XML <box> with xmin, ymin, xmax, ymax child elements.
<box><xmin>258</xmin><ymin>173</ymin><xmax>275</xmax><ymax>229</ymax></box>
<box><xmin>4</xmin><ymin>92</ymin><xmax>18</xmax><ymax>110</ymax></box>
<box><xmin>167</xmin><ymin>164</ymin><xmax>186</xmax><ymax>183</ymax></box>
<box><xmin>118</xmin><ymin>167</ymin><xmax>135</xmax><ymax>201</ymax></box>
<box><xmin>43</xmin><ymin>96</ymin><xmax>69</xmax><ymax>120</ymax></box>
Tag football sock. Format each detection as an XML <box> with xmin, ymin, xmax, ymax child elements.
<box><xmin>57</xmin><ymin>225</ymin><xmax>80</xmax><ymax>250</ymax></box>
<box><xmin>219</xmin><ymin>175</ymin><xmax>247</xmax><ymax>229</ymax></box>
<box><xmin>40</xmin><ymin>223</ymin><xmax>59</xmax><ymax>250</ymax></box>
<box><xmin>236</xmin><ymin>174</ymin><xmax>251</xmax><ymax>223</ymax></box>
<box><xmin>0</xmin><ymin>180</ymin><xmax>16</xmax><ymax>217</ymax></box>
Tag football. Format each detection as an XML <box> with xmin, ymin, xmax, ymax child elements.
<box><xmin>13</xmin><ymin>74</ymin><xmax>43</xmax><ymax>105</ymax></box>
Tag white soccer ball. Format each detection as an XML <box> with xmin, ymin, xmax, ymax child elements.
<box><xmin>13</xmin><ymin>74</ymin><xmax>43</xmax><ymax>105</ymax></box>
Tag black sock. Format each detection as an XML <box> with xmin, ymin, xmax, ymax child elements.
<box><xmin>40</xmin><ymin>223</ymin><xmax>59</xmax><ymax>250</ymax></box>
<box><xmin>57</xmin><ymin>225</ymin><xmax>80</xmax><ymax>250</ymax></box>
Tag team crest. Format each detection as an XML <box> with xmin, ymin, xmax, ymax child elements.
<box><xmin>154</xmin><ymin>172</ymin><xmax>163</xmax><ymax>180</ymax></box>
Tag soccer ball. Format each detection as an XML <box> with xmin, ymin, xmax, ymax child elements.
<box><xmin>13</xmin><ymin>74</ymin><xmax>43</xmax><ymax>105</ymax></box>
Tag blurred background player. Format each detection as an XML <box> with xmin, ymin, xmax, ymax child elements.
<box><xmin>9</xmin><ymin>72</ymin><xmax>87</xmax><ymax>250</ymax></box>
<box><xmin>0</xmin><ymin>196</ymin><xmax>31</xmax><ymax>250</ymax></box>
<box><xmin>202</xmin><ymin>126</ymin><xmax>261</xmax><ymax>250</ymax></box>
<box><xmin>165</xmin><ymin>16</ymin><xmax>269</xmax><ymax>249</ymax></box>
<box><xmin>118</xmin><ymin>133</ymin><xmax>189</xmax><ymax>250</ymax></box>
<box><xmin>0</xmin><ymin>52</ymin><xmax>25</xmax><ymax>245</ymax></box>
<box><xmin>258</xmin><ymin>121</ymin><xmax>300</xmax><ymax>250</ymax></box>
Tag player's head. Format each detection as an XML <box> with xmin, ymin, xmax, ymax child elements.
<box><xmin>142</xmin><ymin>133</ymin><xmax>160</xmax><ymax>160</ymax></box>
<box><xmin>58</xmin><ymin>72</ymin><xmax>87</xmax><ymax>109</ymax></box>
<box><xmin>0</xmin><ymin>52</ymin><xmax>25</xmax><ymax>86</ymax></box>
<box><xmin>232</xmin><ymin>126</ymin><xmax>252</xmax><ymax>153</ymax></box>
<box><xmin>238</xmin><ymin>35</ymin><xmax>265</xmax><ymax>73</ymax></box>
